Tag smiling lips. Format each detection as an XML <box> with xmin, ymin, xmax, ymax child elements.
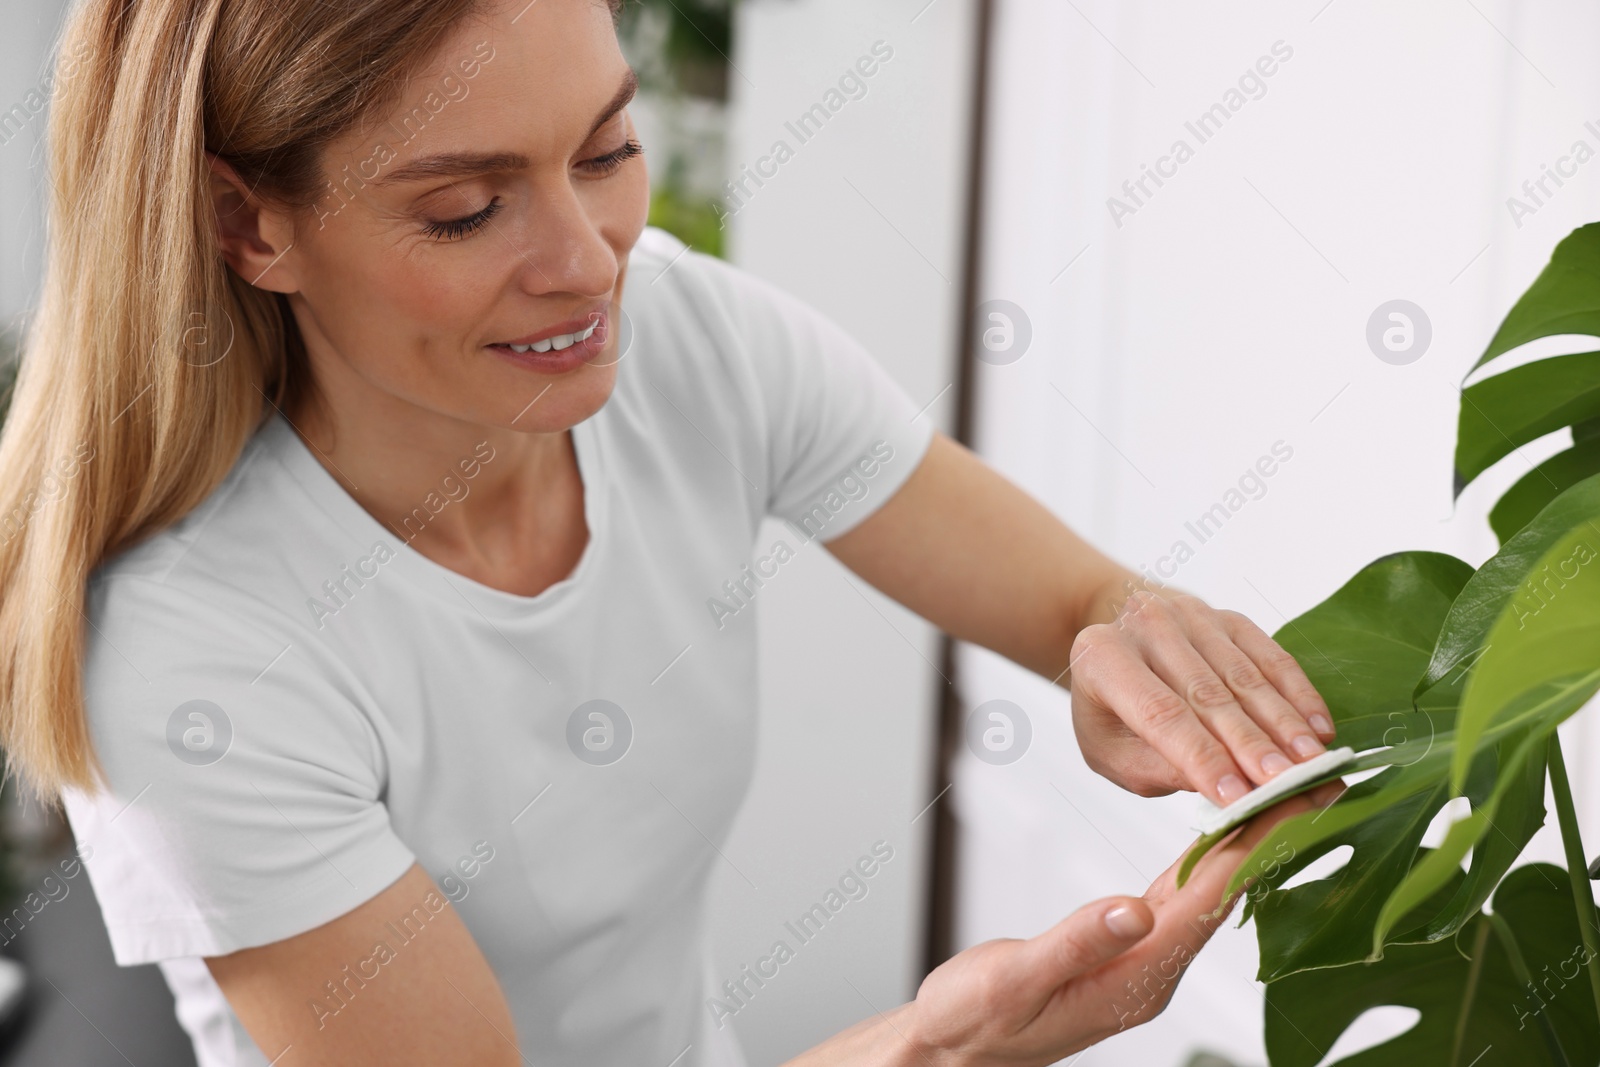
<box><xmin>492</xmin><ymin>310</ymin><xmax>606</xmax><ymax>354</ymax></box>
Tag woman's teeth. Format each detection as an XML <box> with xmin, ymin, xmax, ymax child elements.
<box><xmin>505</xmin><ymin>319</ymin><xmax>599</xmax><ymax>354</ymax></box>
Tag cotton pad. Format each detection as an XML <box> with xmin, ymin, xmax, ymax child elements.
<box><xmin>1190</xmin><ymin>746</ymin><xmax>1357</xmax><ymax>837</ymax></box>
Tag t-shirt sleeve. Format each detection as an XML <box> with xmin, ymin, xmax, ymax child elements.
<box><xmin>60</xmin><ymin>576</ymin><xmax>416</xmax><ymax>965</ymax></box>
<box><xmin>684</xmin><ymin>244</ymin><xmax>937</xmax><ymax>544</ymax></box>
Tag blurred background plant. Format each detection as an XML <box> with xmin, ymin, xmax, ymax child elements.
<box><xmin>619</xmin><ymin>0</ymin><xmax>733</xmax><ymax>99</ymax></box>
<box><xmin>0</xmin><ymin>329</ymin><xmax>20</xmax><ymax>429</ymax></box>
<box><xmin>615</xmin><ymin>0</ymin><xmax>738</xmax><ymax>258</ymax></box>
<box><xmin>0</xmin><ymin>326</ymin><xmax>26</xmax><ymax>919</ymax></box>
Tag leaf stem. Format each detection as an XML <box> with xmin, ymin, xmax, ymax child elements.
<box><xmin>1449</xmin><ymin>920</ymin><xmax>1489</xmax><ymax>1067</ymax></box>
<box><xmin>1488</xmin><ymin>911</ymin><xmax>1572</xmax><ymax>1067</ymax></box>
<box><xmin>1547</xmin><ymin>732</ymin><xmax>1600</xmax><ymax>1026</ymax></box>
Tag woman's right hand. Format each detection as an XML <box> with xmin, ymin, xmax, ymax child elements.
<box><xmin>784</xmin><ymin>780</ymin><xmax>1342</xmax><ymax>1067</ymax></box>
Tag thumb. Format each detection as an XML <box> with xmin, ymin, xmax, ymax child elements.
<box><xmin>1026</xmin><ymin>896</ymin><xmax>1155</xmax><ymax>992</ymax></box>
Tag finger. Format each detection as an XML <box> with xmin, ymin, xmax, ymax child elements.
<box><xmin>1178</xmin><ymin>786</ymin><xmax>1334</xmax><ymax>912</ymax></box>
<box><xmin>1186</xmin><ymin>619</ymin><xmax>1326</xmax><ymax>763</ymax></box>
<box><xmin>1221</xmin><ymin>612</ymin><xmax>1337</xmax><ymax>740</ymax></box>
<box><xmin>1135</xmin><ymin>630</ymin><xmax>1292</xmax><ymax>792</ymax></box>
<box><xmin>1023</xmin><ymin>897</ymin><xmax>1155</xmax><ymax>994</ymax></box>
<box><xmin>1140</xmin><ymin>782</ymin><xmax>1337</xmax><ymax>911</ymax></box>
<box><xmin>1072</xmin><ymin>728</ymin><xmax>1188</xmax><ymax>798</ymax></box>
<box><xmin>1027</xmin><ymin>790</ymin><xmax>1336</xmax><ymax>1048</ymax></box>
<box><xmin>1072</xmin><ymin>636</ymin><xmax>1251</xmax><ymax>807</ymax></box>
<box><xmin>1304</xmin><ymin>778</ymin><xmax>1347</xmax><ymax>806</ymax></box>
<box><xmin>1031</xmin><ymin>801</ymin><xmax>1316</xmax><ymax>1046</ymax></box>
<box><xmin>1207</xmin><ymin>784</ymin><xmax>1347</xmax><ymax>912</ymax></box>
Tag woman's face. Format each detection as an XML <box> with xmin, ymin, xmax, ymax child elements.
<box><xmin>263</xmin><ymin>0</ymin><xmax>648</xmax><ymax>437</ymax></box>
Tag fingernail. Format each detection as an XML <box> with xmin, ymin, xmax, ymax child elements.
<box><xmin>1291</xmin><ymin>734</ymin><xmax>1323</xmax><ymax>759</ymax></box>
<box><xmin>1261</xmin><ymin>753</ymin><xmax>1292</xmax><ymax>777</ymax></box>
<box><xmin>1105</xmin><ymin>904</ymin><xmax>1151</xmax><ymax>939</ymax></box>
<box><xmin>1217</xmin><ymin>774</ymin><xmax>1249</xmax><ymax>804</ymax></box>
<box><xmin>1310</xmin><ymin>714</ymin><xmax>1334</xmax><ymax>735</ymax></box>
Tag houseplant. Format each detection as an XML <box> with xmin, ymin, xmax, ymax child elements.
<box><xmin>1178</xmin><ymin>222</ymin><xmax>1600</xmax><ymax>1065</ymax></box>
<box><xmin>616</xmin><ymin>0</ymin><xmax>734</xmax><ymax>257</ymax></box>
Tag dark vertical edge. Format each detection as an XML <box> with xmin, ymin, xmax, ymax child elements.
<box><xmin>921</xmin><ymin>0</ymin><xmax>995</xmax><ymax>976</ymax></box>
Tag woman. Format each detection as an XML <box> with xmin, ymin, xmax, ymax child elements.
<box><xmin>0</xmin><ymin>0</ymin><xmax>1341</xmax><ymax>1063</ymax></box>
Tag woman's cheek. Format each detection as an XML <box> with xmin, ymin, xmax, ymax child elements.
<box><xmin>388</xmin><ymin>245</ymin><xmax>505</xmax><ymax>325</ymax></box>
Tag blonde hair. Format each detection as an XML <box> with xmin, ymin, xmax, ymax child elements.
<box><xmin>0</xmin><ymin>0</ymin><xmax>625</xmax><ymax>808</ymax></box>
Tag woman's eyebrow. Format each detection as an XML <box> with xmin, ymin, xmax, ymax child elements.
<box><xmin>587</xmin><ymin>66</ymin><xmax>639</xmax><ymax>139</ymax></box>
<box><xmin>375</xmin><ymin>67</ymin><xmax>640</xmax><ymax>188</ymax></box>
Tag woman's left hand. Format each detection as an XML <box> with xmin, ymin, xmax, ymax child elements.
<box><xmin>1066</xmin><ymin>590</ymin><xmax>1337</xmax><ymax>807</ymax></box>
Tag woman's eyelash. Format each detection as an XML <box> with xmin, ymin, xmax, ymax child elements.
<box><xmin>423</xmin><ymin>197</ymin><xmax>503</xmax><ymax>241</ymax></box>
<box><xmin>422</xmin><ymin>141</ymin><xmax>643</xmax><ymax>242</ymax></box>
<box><xmin>585</xmin><ymin>138</ymin><xmax>643</xmax><ymax>175</ymax></box>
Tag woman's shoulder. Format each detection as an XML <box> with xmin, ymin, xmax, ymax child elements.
<box><xmin>92</xmin><ymin>412</ymin><xmax>277</xmax><ymax>570</ymax></box>
<box><xmin>84</xmin><ymin>414</ymin><xmax>346</xmax><ymax>653</ymax></box>
<box><xmin>77</xmin><ymin>518</ymin><xmax>384</xmax><ymax>807</ymax></box>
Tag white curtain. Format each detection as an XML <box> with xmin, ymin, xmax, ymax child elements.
<box><xmin>954</xmin><ymin>1</ymin><xmax>1600</xmax><ymax>1064</ymax></box>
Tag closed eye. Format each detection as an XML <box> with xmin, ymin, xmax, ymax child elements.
<box><xmin>421</xmin><ymin>140</ymin><xmax>643</xmax><ymax>242</ymax></box>
<box><xmin>582</xmin><ymin>138</ymin><xmax>643</xmax><ymax>177</ymax></box>
<box><xmin>422</xmin><ymin>197</ymin><xmax>504</xmax><ymax>242</ymax></box>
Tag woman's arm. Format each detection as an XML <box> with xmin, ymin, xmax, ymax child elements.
<box><xmin>823</xmin><ymin>431</ymin><xmax>1336</xmax><ymax>807</ymax></box>
<box><xmin>204</xmin><ymin>864</ymin><xmax>520</xmax><ymax>1067</ymax></box>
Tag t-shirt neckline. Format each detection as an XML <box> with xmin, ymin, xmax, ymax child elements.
<box><xmin>263</xmin><ymin>407</ymin><xmax>608</xmax><ymax>621</ymax></box>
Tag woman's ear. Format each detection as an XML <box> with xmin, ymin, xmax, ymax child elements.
<box><xmin>206</xmin><ymin>152</ymin><xmax>301</xmax><ymax>294</ymax></box>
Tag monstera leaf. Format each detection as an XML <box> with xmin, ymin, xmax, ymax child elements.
<box><xmin>1228</xmin><ymin>223</ymin><xmax>1600</xmax><ymax>1067</ymax></box>
<box><xmin>1274</xmin><ymin>551</ymin><xmax>1473</xmax><ymax>751</ymax></box>
<box><xmin>1363</xmin><ymin>507</ymin><xmax>1600</xmax><ymax>951</ymax></box>
<box><xmin>1364</xmin><ymin>722</ymin><xmax>1547</xmax><ymax>956</ymax></box>
<box><xmin>1418</xmin><ymin>471</ymin><xmax>1600</xmax><ymax>698</ymax></box>
<box><xmin>1243</xmin><ymin>518</ymin><xmax>1600</xmax><ymax>982</ymax></box>
<box><xmin>1489</xmin><ymin>433</ymin><xmax>1600</xmax><ymax>545</ymax></box>
<box><xmin>1179</xmin><ymin>551</ymin><xmax>1468</xmax><ymax>883</ymax></box>
<box><xmin>1469</xmin><ymin>221</ymin><xmax>1600</xmax><ymax>375</ymax></box>
<box><xmin>1386</xmin><ymin>729</ymin><xmax>1547</xmax><ymax>949</ymax></box>
<box><xmin>1449</xmin><ymin>520</ymin><xmax>1600</xmax><ymax>792</ymax></box>
<box><xmin>1265</xmin><ymin>864</ymin><xmax>1600</xmax><ymax>1067</ymax></box>
<box><xmin>1177</xmin><ymin>553</ymin><xmax>1474</xmax><ymax>978</ymax></box>
<box><xmin>1454</xmin><ymin>351</ymin><xmax>1600</xmax><ymax>495</ymax></box>
<box><xmin>1249</xmin><ymin>768</ymin><xmax>1450</xmax><ymax>980</ymax></box>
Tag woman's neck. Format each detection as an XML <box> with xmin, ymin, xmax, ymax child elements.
<box><xmin>285</xmin><ymin>381</ymin><xmax>589</xmax><ymax>597</ymax></box>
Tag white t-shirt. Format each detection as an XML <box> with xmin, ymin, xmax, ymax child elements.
<box><xmin>59</xmin><ymin>225</ymin><xmax>935</xmax><ymax>1067</ymax></box>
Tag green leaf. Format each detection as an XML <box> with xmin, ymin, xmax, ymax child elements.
<box><xmin>1274</xmin><ymin>551</ymin><xmax>1474</xmax><ymax>751</ymax></box>
<box><xmin>1252</xmin><ymin>773</ymin><xmax>1450</xmax><ymax>981</ymax></box>
<box><xmin>1180</xmin><ymin>737</ymin><xmax>1443</xmax><ymax>900</ymax></box>
<box><xmin>1413</xmin><ymin>733</ymin><xmax>1547</xmax><ymax>944</ymax></box>
<box><xmin>1418</xmin><ymin>472</ymin><xmax>1600</xmax><ymax>698</ymax></box>
<box><xmin>1455</xmin><ymin>352</ymin><xmax>1600</xmax><ymax>498</ymax></box>
<box><xmin>1244</xmin><ymin>731</ymin><xmax>1530</xmax><ymax>980</ymax></box>
<box><xmin>1450</xmin><ymin>520</ymin><xmax>1600</xmax><ymax>792</ymax></box>
<box><xmin>1221</xmin><ymin>740</ymin><xmax>1456</xmax><ymax>907</ymax></box>
<box><xmin>1264</xmin><ymin>864</ymin><xmax>1600</xmax><ymax>1067</ymax></box>
<box><xmin>1471</xmin><ymin>222</ymin><xmax>1600</xmax><ymax>375</ymax></box>
<box><xmin>1369</xmin><ymin>725</ymin><xmax>1547</xmax><ymax>952</ymax></box>
<box><xmin>1490</xmin><ymin>437</ymin><xmax>1600</xmax><ymax>545</ymax></box>
<box><xmin>1177</xmin><ymin>552</ymin><xmax>1470</xmax><ymax>893</ymax></box>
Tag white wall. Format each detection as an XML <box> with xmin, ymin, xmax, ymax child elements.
<box><xmin>955</xmin><ymin>1</ymin><xmax>1600</xmax><ymax>1065</ymax></box>
<box><xmin>706</xmin><ymin>0</ymin><xmax>975</xmax><ymax>1062</ymax></box>
<box><xmin>0</xmin><ymin>0</ymin><xmax>71</xmax><ymax>332</ymax></box>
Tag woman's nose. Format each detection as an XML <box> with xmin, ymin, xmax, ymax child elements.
<box><xmin>515</xmin><ymin>183</ymin><xmax>619</xmax><ymax>298</ymax></box>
